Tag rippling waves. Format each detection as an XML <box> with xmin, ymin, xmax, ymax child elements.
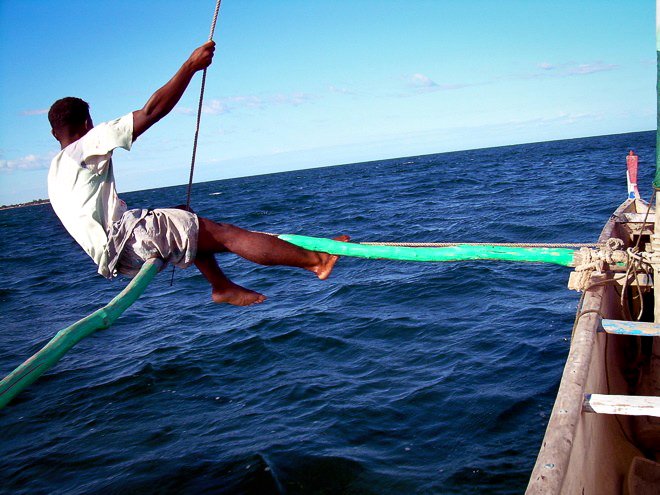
<box><xmin>0</xmin><ymin>131</ymin><xmax>654</xmax><ymax>494</ymax></box>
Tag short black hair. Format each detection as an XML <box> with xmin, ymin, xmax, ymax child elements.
<box><xmin>48</xmin><ymin>97</ymin><xmax>90</xmax><ymax>131</ymax></box>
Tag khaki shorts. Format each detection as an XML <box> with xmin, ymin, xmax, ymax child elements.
<box><xmin>116</xmin><ymin>208</ymin><xmax>199</xmax><ymax>277</ymax></box>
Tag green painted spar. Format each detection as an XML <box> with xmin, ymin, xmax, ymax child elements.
<box><xmin>278</xmin><ymin>234</ymin><xmax>577</xmax><ymax>267</ymax></box>
<box><xmin>0</xmin><ymin>258</ymin><xmax>164</xmax><ymax>410</ymax></box>
<box><xmin>1</xmin><ymin>236</ymin><xmax>577</xmax><ymax>410</ymax></box>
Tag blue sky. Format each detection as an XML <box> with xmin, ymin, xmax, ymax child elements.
<box><xmin>0</xmin><ymin>0</ymin><xmax>655</xmax><ymax>205</ymax></box>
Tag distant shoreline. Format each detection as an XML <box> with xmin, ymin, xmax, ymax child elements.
<box><xmin>0</xmin><ymin>199</ymin><xmax>50</xmax><ymax>211</ymax></box>
<box><xmin>1</xmin><ymin>128</ymin><xmax>654</xmax><ymax>211</ymax></box>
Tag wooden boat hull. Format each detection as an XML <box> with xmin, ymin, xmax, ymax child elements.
<box><xmin>526</xmin><ymin>198</ymin><xmax>660</xmax><ymax>494</ymax></box>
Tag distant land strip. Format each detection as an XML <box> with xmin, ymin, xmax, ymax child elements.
<box><xmin>0</xmin><ymin>199</ymin><xmax>50</xmax><ymax>211</ymax></box>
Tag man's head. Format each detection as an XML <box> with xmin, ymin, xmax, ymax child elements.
<box><xmin>48</xmin><ymin>97</ymin><xmax>92</xmax><ymax>145</ymax></box>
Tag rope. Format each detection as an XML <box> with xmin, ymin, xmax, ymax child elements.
<box><xmin>625</xmin><ymin>188</ymin><xmax>657</xmax><ymax>319</ymax></box>
<box><xmin>632</xmin><ymin>187</ymin><xmax>656</xmax><ymax>251</ymax></box>
<box><xmin>568</xmin><ymin>192</ymin><xmax>656</xmax><ymax>315</ymax></box>
<box><xmin>358</xmin><ymin>241</ymin><xmax>599</xmax><ymax>248</ymax></box>
<box><xmin>257</xmin><ymin>231</ymin><xmax>601</xmax><ymax>250</ymax></box>
<box><xmin>256</xmin><ymin>230</ymin><xmax>599</xmax><ymax>249</ymax></box>
<box><xmin>172</xmin><ymin>0</ymin><xmax>222</xmax><ymax>285</ymax></box>
<box><xmin>185</xmin><ymin>0</ymin><xmax>223</xmax><ymax>208</ymax></box>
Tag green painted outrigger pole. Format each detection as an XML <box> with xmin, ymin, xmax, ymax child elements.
<box><xmin>0</xmin><ymin>235</ymin><xmax>581</xmax><ymax>409</ymax></box>
<box><xmin>279</xmin><ymin>234</ymin><xmax>578</xmax><ymax>267</ymax></box>
<box><xmin>0</xmin><ymin>258</ymin><xmax>163</xmax><ymax>410</ymax></box>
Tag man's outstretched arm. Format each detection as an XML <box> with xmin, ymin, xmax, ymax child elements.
<box><xmin>132</xmin><ymin>41</ymin><xmax>216</xmax><ymax>141</ymax></box>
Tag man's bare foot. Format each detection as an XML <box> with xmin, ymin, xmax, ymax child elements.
<box><xmin>312</xmin><ymin>235</ymin><xmax>351</xmax><ymax>280</ymax></box>
<box><xmin>212</xmin><ymin>283</ymin><xmax>267</xmax><ymax>306</ymax></box>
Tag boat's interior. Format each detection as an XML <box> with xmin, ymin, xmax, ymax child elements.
<box><xmin>527</xmin><ymin>197</ymin><xmax>660</xmax><ymax>495</ymax></box>
<box><xmin>567</xmin><ymin>198</ymin><xmax>659</xmax><ymax>494</ymax></box>
<box><xmin>608</xmin><ymin>199</ymin><xmax>660</xmax><ymax>494</ymax></box>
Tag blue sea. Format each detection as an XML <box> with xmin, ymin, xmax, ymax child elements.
<box><xmin>0</xmin><ymin>130</ymin><xmax>655</xmax><ymax>494</ymax></box>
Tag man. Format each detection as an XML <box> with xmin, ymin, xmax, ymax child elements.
<box><xmin>48</xmin><ymin>41</ymin><xmax>344</xmax><ymax>306</ymax></box>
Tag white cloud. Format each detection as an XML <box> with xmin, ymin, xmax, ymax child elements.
<box><xmin>272</xmin><ymin>92</ymin><xmax>313</xmax><ymax>106</ymax></box>
<box><xmin>0</xmin><ymin>153</ymin><xmax>54</xmax><ymax>171</ymax></box>
<box><xmin>535</xmin><ymin>61</ymin><xmax>618</xmax><ymax>77</ymax></box>
<box><xmin>179</xmin><ymin>92</ymin><xmax>316</xmax><ymax>116</ymax></box>
<box><xmin>406</xmin><ymin>73</ymin><xmax>474</xmax><ymax>93</ymax></box>
<box><xmin>410</xmin><ymin>73</ymin><xmax>439</xmax><ymax>88</ymax></box>
<box><xmin>566</xmin><ymin>62</ymin><xmax>618</xmax><ymax>75</ymax></box>
<box><xmin>21</xmin><ymin>108</ymin><xmax>48</xmax><ymax>116</ymax></box>
<box><xmin>328</xmin><ymin>85</ymin><xmax>353</xmax><ymax>95</ymax></box>
<box><xmin>203</xmin><ymin>99</ymin><xmax>231</xmax><ymax>115</ymax></box>
<box><xmin>226</xmin><ymin>95</ymin><xmax>264</xmax><ymax>107</ymax></box>
<box><xmin>174</xmin><ymin>106</ymin><xmax>194</xmax><ymax>115</ymax></box>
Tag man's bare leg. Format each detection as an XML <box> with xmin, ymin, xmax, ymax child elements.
<box><xmin>197</xmin><ymin>218</ymin><xmax>347</xmax><ymax>280</ymax></box>
<box><xmin>194</xmin><ymin>253</ymin><xmax>266</xmax><ymax>306</ymax></box>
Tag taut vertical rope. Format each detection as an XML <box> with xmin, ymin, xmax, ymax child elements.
<box><xmin>173</xmin><ymin>0</ymin><xmax>223</xmax><ymax>285</ymax></box>
<box><xmin>185</xmin><ymin>0</ymin><xmax>223</xmax><ymax>208</ymax></box>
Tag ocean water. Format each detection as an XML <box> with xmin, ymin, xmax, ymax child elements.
<box><xmin>0</xmin><ymin>130</ymin><xmax>655</xmax><ymax>494</ymax></box>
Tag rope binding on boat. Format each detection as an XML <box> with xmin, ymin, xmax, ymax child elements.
<box><xmin>569</xmin><ymin>237</ymin><xmax>655</xmax><ymax>321</ymax></box>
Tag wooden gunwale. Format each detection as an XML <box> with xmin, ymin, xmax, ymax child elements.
<box><xmin>526</xmin><ymin>198</ymin><xmax>648</xmax><ymax>494</ymax></box>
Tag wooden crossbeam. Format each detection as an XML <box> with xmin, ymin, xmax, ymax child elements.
<box><xmin>601</xmin><ymin>319</ymin><xmax>660</xmax><ymax>337</ymax></box>
<box><xmin>611</xmin><ymin>274</ymin><xmax>653</xmax><ymax>288</ymax></box>
<box><xmin>583</xmin><ymin>394</ymin><xmax>660</xmax><ymax>417</ymax></box>
<box><xmin>618</xmin><ymin>212</ymin><xmax>655</xmax><ymax>223</ymax></box>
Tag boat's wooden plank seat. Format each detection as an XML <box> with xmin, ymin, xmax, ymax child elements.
<box><xmin>617</xmin><ymin>212</ymin><xmax>655</xmax><ymax>223</ymax></box>
<box><xmin>582</xmin><ymin>394</ymin><xmax>660</xmax><ymax>417</ymax></box>
<box><xmin>601</xmin><ymin>319</ymin><xmax>660</xmax><ymax>337</ymax></box>
<box><xmin>611</xmin><ymin>274</ymin><xmax>653</xmax><ymax>289</ymax></box>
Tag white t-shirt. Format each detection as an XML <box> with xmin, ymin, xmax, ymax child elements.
<box><xmin>48</xmin><ymin>114</ymin><xmax>133</xmax><ymax>276</ymax></box>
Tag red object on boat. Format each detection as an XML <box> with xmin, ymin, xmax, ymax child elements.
<box><xmin>626</xmin><ymin>150</ymin><xmax>640</xmax><ymax>199</ymax></box>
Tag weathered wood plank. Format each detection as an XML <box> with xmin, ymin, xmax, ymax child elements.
<box><xmin>601</xmin><ymin>319</ymin><xmax>660</xmax><ymax>337</ymax></box>
<box><xmin>611</xmin><ymin>274</ymin><xmax>653</xmax><ymax>288</ymax></box>
<box><xmin>583</xmin><ymin>394</ymin><xmax>660</xmax><ymax>417</ymax></box>
<box><xmin>618</xmin><ymin>212</ymin><xmax>655</xmax><ymax>223</ymax></box>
